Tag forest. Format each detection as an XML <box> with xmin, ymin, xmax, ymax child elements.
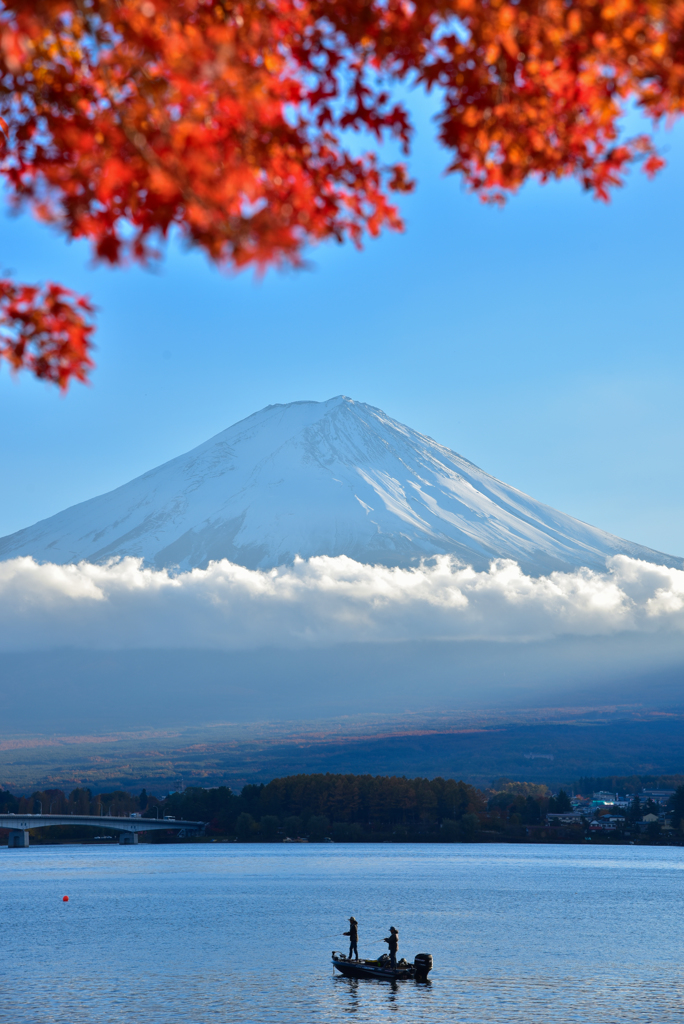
<box><xmin>1</xmin><ymin>773</ymin><xmax>683</xmax><ymax>843</ymax></box>
<box><xmin>0</xmin><ymin>774</ymin><xmax>485</xmax><ymax>842</ymax></box>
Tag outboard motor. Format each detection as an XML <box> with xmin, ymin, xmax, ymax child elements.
<box><xmin>413</xmin><ymin>953</ymin><xmax>433</xmax><ymax>981</ymax></box>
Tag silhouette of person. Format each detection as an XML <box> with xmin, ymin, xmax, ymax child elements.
<box><xmin>384</xmin><ymin>926</ymin><xmax>398</xmax><ymax>969</ymax></box>
<box><xmin>343</xmin><ymin>916</ymin><xmax>359</xmax><ymax>960</ymax></box>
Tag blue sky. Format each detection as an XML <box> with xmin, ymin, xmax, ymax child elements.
<box><xmin>2</xmin><ymin>95</ymin><xmax>684</xmax><ymax>556</ymax></box>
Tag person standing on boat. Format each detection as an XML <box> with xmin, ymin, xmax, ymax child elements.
<box><xmin>343</xmin><ymin>917</ymin><xmax>359</xmax><ymax>960</ymax></box>
<box><xmin>384</xmin><ymin>926</ymin><xmax>399</xmax><ymax>969</ymax></box>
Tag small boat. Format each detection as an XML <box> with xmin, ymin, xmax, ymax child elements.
<box><xmin>332</xmin><ymin>951</ymin><xmax>433</xmax><ymax>982</ymax></box>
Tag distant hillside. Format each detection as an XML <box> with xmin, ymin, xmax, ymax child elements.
<box><xmin>2</xmin><ymin>706</ymin><xmax>684</xmax><ymax>792</ymax></box>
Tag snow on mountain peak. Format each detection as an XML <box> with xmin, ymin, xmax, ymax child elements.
<box><xmin>0</xmin><ymin>397</ymin><xmax>680</xmax><ymax>575</ymax></box>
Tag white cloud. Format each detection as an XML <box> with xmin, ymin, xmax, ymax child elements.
<box><xmin>2</xmin><ymin>554</ymin><xmax>684</xmax><ymax>652</ymax></box>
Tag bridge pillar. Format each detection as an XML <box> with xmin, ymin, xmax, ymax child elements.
<box><xmin>8</xmin><ymin>829</ymin><xmax>29</xmax><ymax>848</ymax></box>
<box><xmin>118</xmin><ymin>833</ymin><xmax>138</xmax><ymax>845</ymax></box>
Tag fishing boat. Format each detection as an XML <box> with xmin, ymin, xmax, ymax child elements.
<box><xmin>332</xmin><ymin>951</ymin><xmax>433</xmax><ymax>982</ymax></box>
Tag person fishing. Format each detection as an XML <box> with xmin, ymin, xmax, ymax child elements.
<box><xmin>343</xmin><ymin>916</ymin><xmax>359</xmax><ymax>960</ymax></box>
<box><xmin>384</xmin><ymin>926</ymin><xmax>399</xmax><ymax>969</ymax></box>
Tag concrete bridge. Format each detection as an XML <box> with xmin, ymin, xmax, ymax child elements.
<box><xmin>0</xmin><ymin>813</ymin><xmax>206</xmax><ymax>847</ymax></box>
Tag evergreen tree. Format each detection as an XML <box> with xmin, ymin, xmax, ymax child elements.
<box><xmin>307</xmin><ymin>816</ymin><xmax>330</xmax><ymax>842</ymax></box>
<box><xmin>0</xmin><ymin>789</ymin><xmax>18</xmax><ymax>813</ymax></box>
<box><xmin>283</xmin><ymin>816</ymin><xmax>303</xmax><ymax>839</ymax></box>
<box><xmin>236</xmin><ymin>813</ymin><xmax>255</xmax><ymax>841</ymax></box>
<box><xmin>670</xmin><ymin>786</ymin><xmax>684</xmax><ymax>828</ymax></box>
<box><xmin>555</xmin><ymin>790</ymin><xmax>572</xmax><ymax>813</ymax></box>
<box><xmin>260</xmin><ymin>816</ymin><xmax>280</xmax><ymax>841</ymax></box>
<box><xmin>521</xmin><ymin>797</ymin><xmax>542</xmax><ymax>825</ymax></box>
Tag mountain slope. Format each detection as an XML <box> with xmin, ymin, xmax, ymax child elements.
<box><xmin>0</xmin><ymin>396</ymin><xmax>680</xmax><ymax>574</ymax></box>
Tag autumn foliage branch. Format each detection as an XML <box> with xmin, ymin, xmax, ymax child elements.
<box><xmin>1</xmin><ymin>0</ymin><xmax>683</xmax><ymax>388</ymax></box>
<box><xmin>0</xmin><ymin>280</ymin><xmax>94</xmax><ymax>388</ymax></box>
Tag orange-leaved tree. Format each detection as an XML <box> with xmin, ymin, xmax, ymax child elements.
<box><xmin>1</xmin><ymin>0</ymin><xmax>683</xmax><ymax>387</ymax></box>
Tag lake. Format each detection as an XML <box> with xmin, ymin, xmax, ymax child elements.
<box><xmin>1</xmin><ymin>842</ymin><xmax>682</xmax><ymax>1023</ymax></box>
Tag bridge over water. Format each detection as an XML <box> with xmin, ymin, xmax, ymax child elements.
<box><xmin>0</xmin><ymin>814</ymin><xmax>206</xmax><ymax>847</ymax></box>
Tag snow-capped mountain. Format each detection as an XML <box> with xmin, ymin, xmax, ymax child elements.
<box><xmin>1</xmin><ymin>396</ymin><xmax>680</xmax><ymax>574</ymax></box>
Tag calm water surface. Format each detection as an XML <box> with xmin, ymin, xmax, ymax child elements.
<box><xmin>1</xmin><ymin>842</ymin><xmax>682</xmax><ymax>1023</ymax></box>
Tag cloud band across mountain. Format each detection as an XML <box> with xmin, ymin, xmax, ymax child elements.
<box><xmin>2</xmin><ymin>554</ymin><xmax>684</xmax><ymax>651</ymax></box>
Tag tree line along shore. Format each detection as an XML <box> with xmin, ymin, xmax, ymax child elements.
<box><xmin>1</xmin><ymin>773</ymin><xmax>684</xmax><ymax>846</ymax></box>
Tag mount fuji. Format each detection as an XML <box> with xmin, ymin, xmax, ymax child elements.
<box><xmin>1</xmin><ymin>396</ymin><xmax>680</xmax><ymax>575</ymax></box>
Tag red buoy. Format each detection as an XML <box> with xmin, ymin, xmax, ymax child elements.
<box><xmin>62</xmin><ymin>896</ymin><xmax>69</xmax><ymax>902</ymax></box>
